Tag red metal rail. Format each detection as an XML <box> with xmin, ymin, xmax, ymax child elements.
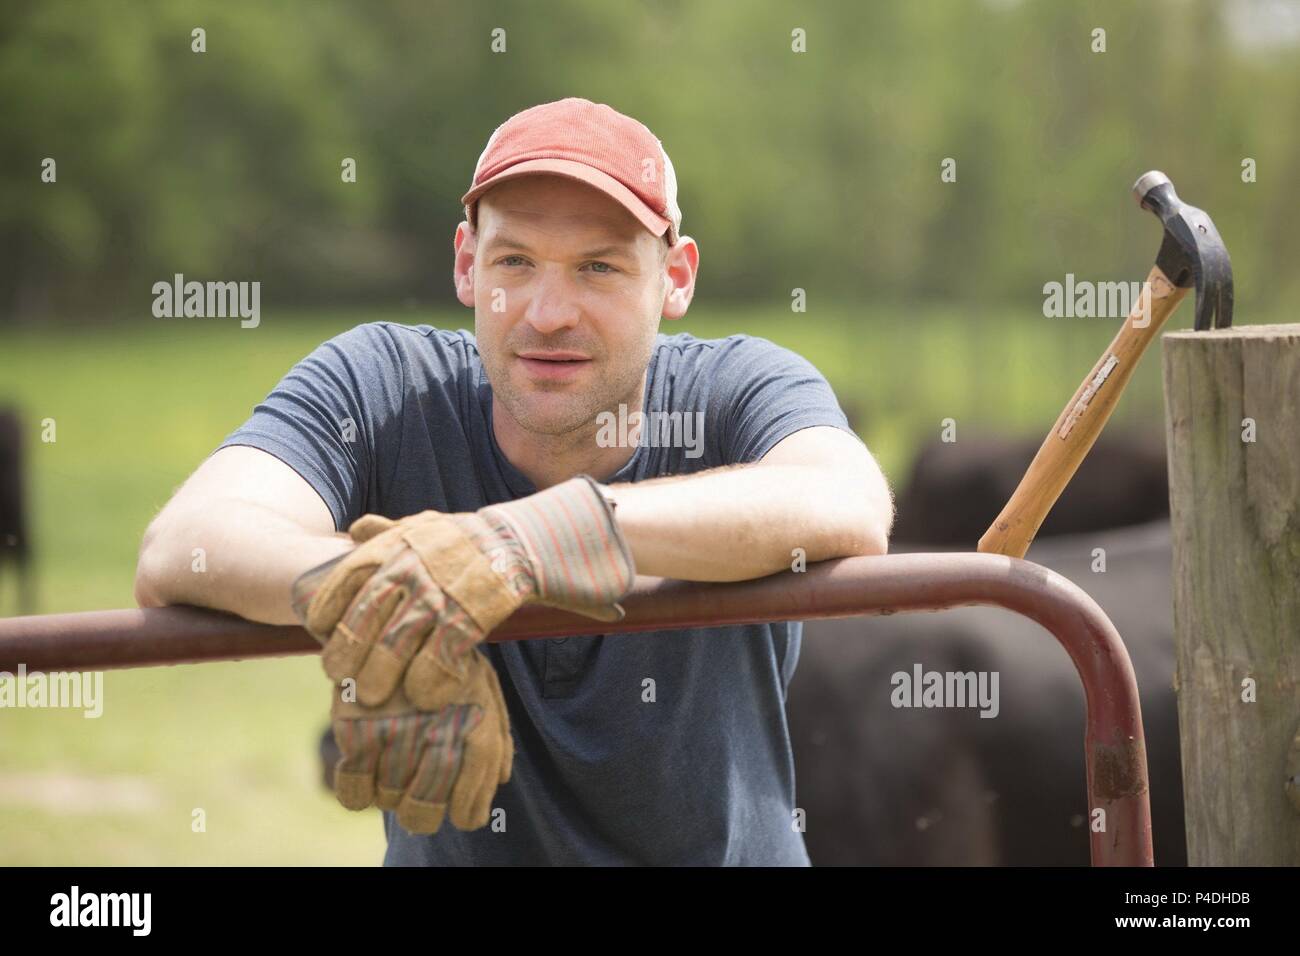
<box><xmin>0</xmin><ymin>552</ymin><xmax>1153</xmax><ymax>865</ymax></box>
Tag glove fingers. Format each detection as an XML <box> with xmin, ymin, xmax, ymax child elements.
<box><xmin>396</xmin><ymin>790</ymin><xmax>448</xmax><ymax>836</ymax></box>
<box><xmin>404</xmin><ymin>598</ymin><xmax>485</xmax><ymax>708</ymax></box>
<box><xmin>447</xmin><ymin>709</ymin><xmax>501</xmax><ymax>831</ymax></box>
<box><xmin>298</xmin><ymin>527</ymin><xmax>406</xmax><ymax>653</ymax></box>
<box><xmin>481</xmin><ymin>655</ymin><xmax>514</xmax><ymax>785</ymax></box>
<box><xmin>331</xmin><ymin>718</ymin><xmax>378</xmax><ymax>811</ymax></box>
<box><xmin>349</xmin><ymin>513</ymin><xmax>398</xmax><ymax>543</ymax></box>
<box><xmin>330</xmin><ymin>687</ymin><xmax>507</xmax><ymax>836</ymax></box>
<box><xmin>355</xmin><ymin>573</ymin><xmax>445</xmax><ymax>706</ymax></box>
<box><xmin>301</xmin><ymin>561</ymin><xmax>376</xmax><ymax>638</ymax></box>
<box><xmin>448</xmin><ymin>658</ymin><xmax>511</xmax><ymax>823</ymax></box>
<box><xmin>352</xmin><ymin>509</ymin><xmax>445</xmax><ymax>546</ymax></box>
<box><xmin>404</xmin><ymin>649</ymin><xmax>454</xmax><ymax>710</ymax></box>
<box><xmin>407</xmin><ymin>655</ymin><xmax>512</xmax><ymax>828</ymax></box>
<box><xmin>402</xmin><ymin>705</ymin><xmax>481</xmax><ymax>833</ymax></box>
<box><xmin>408</xmin><ymin>641</ymin><xmax>495</xmax><ymax>713</ymax></box>
<box><xmin>335</xmin><ymin>768</ymin><xmax>376</xmax><ymax>811</ymax></box>
<box><xmin>322</xmin><ymin>573</ymin><xmax>408</xmax><ymax>689</ymax></box>
<box><xmin>371</xmin><ymin>709</ymin><xmax>430</xmax><ymax>813</ymax></box>
<box><xmin>290</xmin><ymin>552</ymin><xmax>350</xmax><ymax>624</ymax></box>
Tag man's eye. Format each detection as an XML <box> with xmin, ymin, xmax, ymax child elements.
<box><xmin>584</xmin><ymin>261</ymin><xmax>617</xmax><ymax>274</ymax></box>
<box><xmin>499</xmin><ymin>255</ymin><xmax>528</xmax><ymax>267</ymax></box>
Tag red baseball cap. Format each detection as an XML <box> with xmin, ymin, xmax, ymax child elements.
<box><xmin>461</xmin><ymin>97</ymin><xmax>682</xmax><ymax>245</ymax></box>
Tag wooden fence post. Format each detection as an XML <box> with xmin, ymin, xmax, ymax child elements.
<box><xmin>1163</xmin><ymin>322</ymin><xmax>1300</xmax><ymax>865</ymax></box>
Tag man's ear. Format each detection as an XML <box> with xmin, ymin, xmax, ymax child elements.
<box><xmin>453</xmin><ymin>221</ymin><xmax>476</xmax><ymax>308</ymax></box>
<box><xmin>661</xmin><ymin>236</ymin><xmax>699</xmax><ymax>321</ymax></box>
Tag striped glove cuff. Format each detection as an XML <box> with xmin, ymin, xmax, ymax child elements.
<box><xmin>479</xmin><ymin>475</ymin><xmax>636</xmax><ymax>623</ymax></box>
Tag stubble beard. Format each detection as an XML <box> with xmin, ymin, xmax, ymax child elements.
<box><xmin>486</xmin><ymin>348</ymin><xmax>650</xmax><ymax>446</ymax></box>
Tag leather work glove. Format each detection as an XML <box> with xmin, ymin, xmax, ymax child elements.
<box><xmin>324</xmin><ymin>656</ymin><xmax>513</xmax><ymax>834</ymax></box>
<box><xmin>290</xmin><ymin>474</ymin><xmax>636</xmax><ymax>711</ymax></box>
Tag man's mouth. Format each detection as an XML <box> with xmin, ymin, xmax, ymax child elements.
<box><xmin>516</xmin><ymin>351</ymin><xmax>593</xmax><ymax>381</ymax></box>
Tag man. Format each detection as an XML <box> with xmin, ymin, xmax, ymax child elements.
<box><xmin>134</xmin><ymin>97</ymin><xmax>894</xmax><ymax>865</ymax></box>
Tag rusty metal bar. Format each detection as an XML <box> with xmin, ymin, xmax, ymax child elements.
<box><xmin>0</xmin><ymin>552</ymin><xmax>1153</xmax><ymax>866</ymax></box>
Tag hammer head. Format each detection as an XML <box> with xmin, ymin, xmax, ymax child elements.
<box><xmin>1132</xmin><ymin>170</ymin><xmax>1234</xmax><ymax>330</ymax></box>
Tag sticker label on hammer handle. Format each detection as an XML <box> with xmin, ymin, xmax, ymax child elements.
<box><xmin>1058</xmin><ymin>355</ymin><xmax>1119</xmax><ymax>439</ymax></box>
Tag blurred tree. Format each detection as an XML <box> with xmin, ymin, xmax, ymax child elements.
<box><xmin>0</xmin><ymin>0</ymin><xmax>1294</xmax><ymax>320</ymax></box>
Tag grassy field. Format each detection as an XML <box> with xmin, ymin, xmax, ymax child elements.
<box><xmin>0</xmin><ymin>303</ymin><xmax>1180</xmax><ymax>864</ymax></box>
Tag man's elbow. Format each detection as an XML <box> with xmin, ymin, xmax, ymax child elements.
<box><xmin>873</xmin><ymin>491</ymin><xmax>896</xmax><ymax>554</ymax></box>
<box><xmin>864</xmin><ymin>526</ymin><xmax>891</xmax><ymax>557</ymax></box>
<box><xmin>133</xmin><ymin>520</ymin><xmax>170</xmax><ymax>608</ymax></box>
<box><xmin>847</xmin><ymin>518</ymin><xmax>890</xmax><ymax>557</ymax></box>
<box><xmin>850</xmin><ymin>475</ymin><xmax>894</xmax><ymax>557</ymax></box>
<box><xmin>819</xmin><ymin>506</ymin><xmax>890</xmax><ymax>560</ymax></box>
<box><xmin>802</xmin><ymin>469</ymin><xmax>894</xmax><ymax>559</ymax></box>
<box><xmin>133</xmin><ymin>565</ymin><xmax>162</xmax><ymax>608</ymax></box>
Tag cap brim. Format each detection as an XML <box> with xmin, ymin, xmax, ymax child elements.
<box><xmin>461</xmin><ymin>158</ymin><xmax>672</xmax><ymax>240</ymax></box>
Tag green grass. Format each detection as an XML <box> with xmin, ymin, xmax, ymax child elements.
<box><xmin>0</xmin><ymin>302</ymin><xmax>1191</xmax><ymax>864</ymax></box>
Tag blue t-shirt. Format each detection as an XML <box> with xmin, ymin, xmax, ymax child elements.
<box><xmin>217</xmin><ymin>321</ymin><xmax>855</xmax><ymax>865</ymax></box>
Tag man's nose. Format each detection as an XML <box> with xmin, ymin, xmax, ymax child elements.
<box><xmin>521</xmin><ymin>268</ymin><xmax>581</xmax><ymax>335</ymax></box>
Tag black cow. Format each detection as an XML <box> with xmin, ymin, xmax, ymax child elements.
<box><xmin>891</xmin><ymin>429</ymin><xmax>1170</xmax><ymax>545</ymax></box>
<box><xmin>788</xmin><ymin>427</ymin><xmax>1181</xmax><ymax>866</ymax></box>
<box><xmin>790</xmin><ymin>519</ymin><xmax>1184</xmax><ymax>866</ymax></box>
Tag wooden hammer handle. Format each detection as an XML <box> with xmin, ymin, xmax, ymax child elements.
<box><xmin>977</xmin><ymin>265</ymin><xmax>1189</xmax><ymax>557</ymax></box>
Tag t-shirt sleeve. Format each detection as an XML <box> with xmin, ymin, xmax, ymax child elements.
<box><xmin>705</xmin><ymin>335</ymin><xmax>859</xmax><ymax>464</ymax></box>
<box><xmin>213</xmin><ymin>322</ymin><xmax>405</xmax><ymax>531</ymax></box>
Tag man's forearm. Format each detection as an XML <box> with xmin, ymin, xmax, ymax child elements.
<box><xmin>134</xmin><ymin>499</ymin><xmax>353</xmax><ymax>625</ymax></box>
<box><xmin>609</xmin><ymin>463</ymin><xmax>889</xmax><ymax>582</ymax></box>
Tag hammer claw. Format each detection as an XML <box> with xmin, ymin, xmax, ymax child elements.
<box><xmin>1134</xmin><ymin>170</ymin><xmax>1234</xmax><ymax>331</ymax></box>
<box><xmin>1194</xmin><ymin>251</ymin><xmax>1235</xmax><ymax>331</ymax></box>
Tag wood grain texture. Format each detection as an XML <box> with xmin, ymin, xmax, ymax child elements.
<box><xmin>1162</xmin><ymin>322</ymin><xmax>1300</xmax><ymax>865</ymax></box>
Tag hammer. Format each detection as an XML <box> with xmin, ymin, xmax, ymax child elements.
<box><xmin>978</xmin><ymin>171</ymin><xmax>1233</xmax><ymax>558</ymax></box>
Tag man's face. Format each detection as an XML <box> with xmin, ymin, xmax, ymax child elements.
<box><xmin>465</xmin><ymin>175</ymin><xmax>669</xmax><ymax>438</ymax></box>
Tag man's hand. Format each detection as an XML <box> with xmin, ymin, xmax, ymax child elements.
<box><xmin>290</xmin><ymin>474</ymin><xmax>636</xmax><ymax>709</ymax></box>
<box><xmin>325</xmin><ymin>663</ymin><xmax>513</xmax><ymax>834</ymax></box>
